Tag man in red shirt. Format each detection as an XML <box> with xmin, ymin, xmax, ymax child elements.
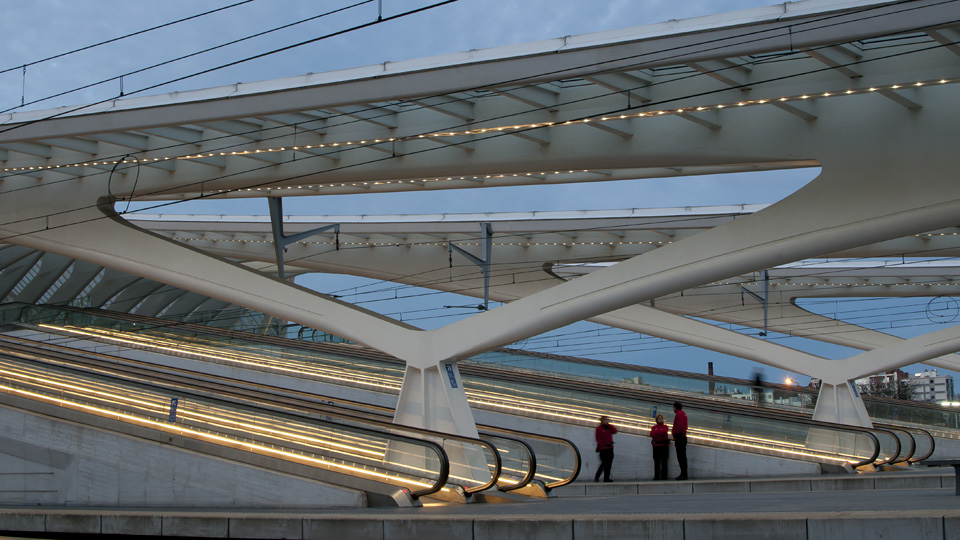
<box><xmin>594</xmin><ymin>415</ymin><xmax>617</xmax><ymax>482</ymax></box>
<box><xmin>672</xmin><ymin>401</ymin><xmax>689</xmax><ymax>480</ymax></box>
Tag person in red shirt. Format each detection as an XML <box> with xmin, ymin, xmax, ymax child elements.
<box><xmin>672</xmin><ymin>401</ymin><xmax>689</xmax><ymax>480</ymax></box>
<box><xmin>649</xmin><ymin>414</ymin><xmax>670</xmax><ymax>480</ymax></box>
<box><xmin>594</xmin><ymin>415</ymin><xmax>617</xmax><ymax>482</ymax></box>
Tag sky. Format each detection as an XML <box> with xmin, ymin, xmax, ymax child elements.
<box><xmin>2</xmin><ymin>0</ymin><xmax>958</xmax><ymax>389</ymax></box>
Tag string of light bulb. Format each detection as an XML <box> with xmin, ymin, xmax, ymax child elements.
<box><xmin>3</xmin><ymin>77</ymin><xmax>955</xmax><ymax>178</ymax></box>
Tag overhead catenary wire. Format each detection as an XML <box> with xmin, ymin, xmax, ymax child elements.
<box><xmin>8</xmin><ymin>236</ymin><xmax>959</xmax><ymax>360</ymax></box>
<box><xmin>0</xmin><ymin>0</ymin><xmax>258</xmax><ymax>77</ymax></box>
<box><xmin>4</xmin><ymin>214</ymin><xmax>960</xmax><ymax>333</ymax></box>
<box><xmin>0</xmin><ymin>0</ymin><xmax>457</xmax><ymax>133</ymax></box>
<box><xmin>2</xmin><ymin>0</ymin><xmax>950</xmax><ymax>184</ymax></box>
<box><xmin>1</xmin><ymin>0</ymin><xmax>376</xmax><ymax>116</ymax></box>
<box><xmin>0</xmin><ymin>0</ymin><xmax>953</xmax><ymax>218</ymax></box>
<box><xmin>15</xmin><ymin>293</ymin><xmax>951</xmax><ymax>366</ymax></box>
<box><xmin>1</xmin><ymin>2</ymin><xmax>960</xmax><ymax>364</ymax></box>
<box><xmin>3</xmin><ymin>29</ymin><xmax>954</xmax><ymax>241</ymax></box>
<box><xmin>18</xmin><ymin>251</ymin><xmax>960</xmax><ymax>345</ymax></box>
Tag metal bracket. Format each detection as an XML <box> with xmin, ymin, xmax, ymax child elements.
<box><xmin>267</xmin><ymin>197</ymin><xmax>339</xmax><ymax>279</ymax></box>
<box><xmin>740</xmin><ymin>270</ymin><xmax>769</xmax><ymax>336</ymax></box>
<box><xmin>448</xmin><ymin>223</ymin><xmax>493</xmax><ymax>310</ymax></box>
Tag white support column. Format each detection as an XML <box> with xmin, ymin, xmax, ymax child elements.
<box><xmin>392</xmin><ymin>359</ymin><xmax>488</xmax><ymax>485</ymax></box>
<box><xmin>811</xmin><ymin>382</ymin><xmax>873</xmax><ymax>427</ymax></box>
<box><xmin>394</xmin><ymin>361</ymin><xmax>478</xmax><ymax>438</ymax></box>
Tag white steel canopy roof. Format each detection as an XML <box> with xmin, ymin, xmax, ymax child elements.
<box><xmin>1</xmin><ymin>0</ymin><xmax>958</xmax><ymax>201</ymax></box>
<box><xmin>2</xmin><ymin>0</ymin><xmax>960</xmax><ymax>430</ymax></box>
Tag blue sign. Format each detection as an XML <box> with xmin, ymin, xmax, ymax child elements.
<box><xmin>444</xmin><ymin>363</ymin><xmax>458</xmax><ymax>388</ymax></box>
<box><xmin>168</xmin><ymin>397</ymin><xmax>179</xmax><ymax>422</ymax></box>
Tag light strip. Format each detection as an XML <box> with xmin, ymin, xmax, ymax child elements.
<box><xmin>3</xmin><ymin>78</ymin><xmax>955</xmax><ymax>177</ymax></box>
<box><xmin>0</xmin><ymin>382</ymin><xmax>437</xmax><ymax>489</ymax></box>
<box><xmin>40</xmin><ymin>325</ymin><xmax>401</xmax><ymax>392</ymax></box>
<box><xmin>33</xmin><ymin>320</ymin><xmax>869</xmax><ymax>466</ymax></box>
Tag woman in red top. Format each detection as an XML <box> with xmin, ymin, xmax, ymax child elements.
<box><xmin>594</xmin><ymin>415</ymin><xmax>617</xmax><ymax>482</ymax></box>
<box><xmin>649</xmin><ymin>414</ymin><xmax>670</xmax><ymax>480</ymax></box>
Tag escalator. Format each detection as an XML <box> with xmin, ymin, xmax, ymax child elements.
<box><xmin>0</xmin><ymin>303</ymin><xmax>915</xmax><ymax>472</ymax></box>
<box><xmin>0</xmin><ymin>331</ymin><xmax>582</xmax><ymax>505</ymax></box>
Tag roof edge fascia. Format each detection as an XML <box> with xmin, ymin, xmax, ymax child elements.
<box><xmin>125</xmin><ymin>203</ymin><xmax>771</xmax><ymax>224</ymax></box>
<box><xmin>0</xmin><ymin>0</ymin><xmax>896</xmax><ymax>125</ymax></box>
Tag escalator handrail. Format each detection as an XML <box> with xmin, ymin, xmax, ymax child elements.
<box><xmin>0</xmin><ymin>333</ymin><xmax>499</xmax><ymax>496</ymax></box>
<box><xmin>881</xmin><ymin>424</ymin><xmax>936</xmax><ymax>463</ymax></box>
<box><xmin>479</xmin><ymin>433</ymin><xmax>537</xmax><ymax>492</ymax></box>
<box><xmin>908</xmin><ymin>427</ymin><xmax>936</xmax><ymax>462</ymax></box>
<box><xmin>874</xmin><ymin>423</ymin><xmax>915</xmax><ymax>464</ymax></box>
<box><xmin>865</xmin><ymin>426</ymin><xmax>902</xmax><ymax>466</ymax></box>
<box><xmin>478</xmin><ymin>424</ymin><xmax>581</xmax><ymax>489</ymax></box>
<box><xmin>14</xmin><ymin>304</ymin><xmax>876</xmax><ymax>470</ymax></box>
<box><xmin>32</xmin><ymin>304</ymin><xmax>857</xmax><ymax>471</ymax></box>
<box><xmin>0</xmin><ymin>339</ymin><xmax>464</xmax><ymax>498</ymax></box>
<box><xmin>0</xmin><ymin>349</ymin><xmax>452</xmax><ymax>499</ymax></box>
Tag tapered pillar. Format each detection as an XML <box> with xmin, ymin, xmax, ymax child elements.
<box><xmin>812</xmin><ymin>382</ymin><xmax>873</xmax><ymax>428</ymax></box>
<box><xmin>394</xmin><ymin>362</ymin><xmax>478</xmax><ymax>438</ymax></box>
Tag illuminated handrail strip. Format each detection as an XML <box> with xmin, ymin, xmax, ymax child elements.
<box><xmin>0</xmin><ymin>362</ymin><xmax>463</xmax><ymax>470</ymax></box>
<box><xmin>0</xmin><ymin>358</ymin><xmax>390</xmax><ymax>453</ymax></box>
<box><xmin>0</xmin><ymin>381</ymin><xmax>442</xmax><ymax>490</ymax></box>
<box><xmin>0</xmin><ymin>369</ymin><xmax>408</xmax><ymax>464</ymax></box>
<box><xmin>57</xmin><ymin>326</ymin><xmax>875</xmax><ymax>464</ymax></box>
<box><xmin>15</xmin><ymin>330</ymin><xmax>864</xmax><ymax>464</ymax></box>
<box><xmin>40</xmin><ymin>327</ymin><xmax>876</xmax><ymax>465</ymax></box>
<box><xmin>0</xmin><ymin>352</ymin><xmax>505</xmax><ymax>495</ymax></box>
<box><xmin>23</xmin><ymin>312</ymin><xmax>880</xmax><ymax>467</ymax></box>
<box><xmin>41</xmin><ymin>325</ymin><xmax>402</xmax><ymax>392</ymax></box>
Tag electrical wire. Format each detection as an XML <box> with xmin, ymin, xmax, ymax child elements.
<box><xmin>1</xmin><ymin>0</ymin><xmax>375</xmax><ymax>115</ymax></box>
<box><xmin>0</xmin><ymin>0</ymin><xmax>952</xmax><ymax>242</ymax></box>
<box><xmin>2</xmin><ymin>0</ymin><xmax>949</xmax><ymax>184</ymax></box>
<box><xmin>1</xmin><ymin>3</ymin><xmax>960</xmax><ymax>358</ymax></box>
<box><xmin>0</xmin><ymin>0</ymin><xmax>457</xmax><ymax>133</ymax></box>
<box><xmin>0</xmin><ymin>0</ymin><xmax>258</xmax><ymax>76</ymax></box>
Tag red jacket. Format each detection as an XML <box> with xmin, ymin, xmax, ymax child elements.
<box><xmin>672</xmin><ymin>410</ymin><xmax>688</xmax><ymax>437</ymax></box>
<box><xmin>595</xmin><ymin>423</ymin><xmax>617</xmax><ymax>450</ymax></box>
<box><xmin>650</xmin><ymin>423</ymin><xmax>670</xmax><ymax>447</ymax></box>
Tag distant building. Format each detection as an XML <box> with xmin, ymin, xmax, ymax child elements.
<box><xmin>854</xmin><ymin>369</ymin><xmax>955</xmax><ymax>402</ymax></box>
<box><xmin>854</xmin><ymin>369</ymin><xmax>910</xmax><ymax>398</ymax></box>
<box><xmin>909</xmin><ymin>369</ymin><xmax>955</xmax><ymax>403</ymax></box>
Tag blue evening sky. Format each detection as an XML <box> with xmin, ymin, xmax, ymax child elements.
<box><xmin>2</xmin><ymin>0</ymin><xmax>956</xmax><ymax>387</ymax></box>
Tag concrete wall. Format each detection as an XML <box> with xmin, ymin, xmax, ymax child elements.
<box><xmin>0</xmin><ymin>404</ymin><xmax>365</xmax><ymax>508</ymax></box>
<box><xmin>929</xmin><ymin>435</ymin><xmax>960</xmax><ymax>460</ymax></box>
<box><xmin>0</xmin><ymin>510</ymin><xmax>952</xmax><ymax>539</ymax></box>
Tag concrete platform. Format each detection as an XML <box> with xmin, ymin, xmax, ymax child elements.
<box><xmin>0</xmin><ymin>470</ymin><xmax>956</xmax><ymax>539</ymax></box>
<box><xmin>551</xmin><ymin>466</ymin><xmax>955</xmax><ymax>497</ymax></box>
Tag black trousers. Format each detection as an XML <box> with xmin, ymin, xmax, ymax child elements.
<box><xmin>652</xmin><ymin>445</ymin><xmax>669</xmax><ymax>480</ymax></box>
<box><xmin>674</xmin><ymin>434</ymin><xmax>688</xmax><ymax>478</ymax></box>
<box><xmin>595</xmin><ymin>448</ymin><xmax>614</xmax><ymax>481</ymax></box>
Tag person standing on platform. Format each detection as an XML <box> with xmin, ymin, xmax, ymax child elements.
<box><xmin>594</xmin><ymin>415</ymin><xmax>617</xmax><ymax>482</ymax></box>
<box><xmin>752</xmin><ymin>369</ymin><xmax>765</xmax><ymax>407</ymax></box>
<box><xmin>649</xmin><ymin>414</ymin><xmax>670</xmax><ymax>480</ymax></box>
<box><xmin>672</xmin><ymin>401</ymin><xmax>689</xmax><ymax>480</ymax></box>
